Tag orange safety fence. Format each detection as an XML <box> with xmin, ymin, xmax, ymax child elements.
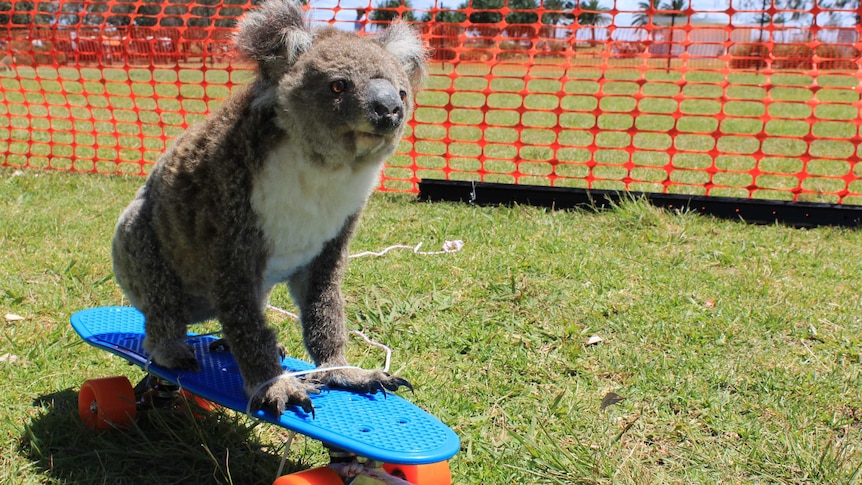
<box><xmin>1</xmin><ymin>0</ymin><xmax>861</xmax><ymax>204</ymax></box>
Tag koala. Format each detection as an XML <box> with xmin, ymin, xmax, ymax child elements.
<box><xmin>111</xmin><ymin>0</ymin><xmax>427</xmax><ymax>415</ymax></box>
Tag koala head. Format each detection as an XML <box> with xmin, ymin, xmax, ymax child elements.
<box><xmin>234</xmin><ymin>1</ymin><xmax>427</xmax><ymax>166</ymax></box>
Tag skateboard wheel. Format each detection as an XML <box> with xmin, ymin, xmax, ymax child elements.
<box><xmin>383</xmin><ymin>461</ymin><xmax>452</xmax><ymax>485</ymax></box>
<box><xmin>78</xmin><ymin>376</ymin><xmax>137</xmax><ymax>430</ymax></box>
<box><xmin>272</xmin><ymin>467</ymin><xmax>340</xmax><ymax>485</ymax></box>
<box><xmin>179</xmin><ymin>389</ymin><xmax>217</xmax><ymax>416</ymax></box>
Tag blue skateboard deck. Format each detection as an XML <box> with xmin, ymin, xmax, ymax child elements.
<box><xmin>71</xmin><ymin>306</ymin><xmax>460</xmax><ymax>465</ymax></box>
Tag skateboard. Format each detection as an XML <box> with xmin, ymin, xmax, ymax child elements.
<box><xmin>71</xmin><ymin>306</ymin><xmax>459</xmax><ymax>484</ymax></box>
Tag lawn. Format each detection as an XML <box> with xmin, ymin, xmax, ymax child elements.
<box><xmin>403</xmin><ymin>63</ymin><xmax>862</xmax><ymax>203</ymax></box>
<box><xmin>3</xmin><ymin>62</ymin><xmax>861</xmax><ymax>202</ymax></box>
<box><xmin>2</xmin><ymin>167</ymin><xmax>862</xmax><ymax>483</ymax></box>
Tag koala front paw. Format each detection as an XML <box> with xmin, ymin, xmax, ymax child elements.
<box><xmin>319</xmin><ymin>367</ymin><xmax>413</xmax><ymax>396</ymax></box>
<box><xmin>144</xmin><ymin>338</ymin><xmax>199</xmax><ymax>371</ymax></box>
<box><xmin>247</xmin><ymin>376</ymin><xmax>321</xmax><ymax>416</ymax></box>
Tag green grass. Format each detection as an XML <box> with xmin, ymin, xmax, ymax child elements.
<box><xmin>3</xmin><ymin>167</ymin><xmax>862</xmax><ymax>483</ymax></box>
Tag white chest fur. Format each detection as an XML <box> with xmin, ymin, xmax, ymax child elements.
<box><xmin>250</xmin><ymin>141</ymin><xmax>382</xmax><ymax>289</ymax></box>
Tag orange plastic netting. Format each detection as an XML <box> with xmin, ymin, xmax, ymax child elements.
<box><xmin>1</xmin><ymin>0</ymin><xmax>861</xmax><ymax>203</ymax></box>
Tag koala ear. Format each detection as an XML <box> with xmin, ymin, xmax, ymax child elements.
<box><xmin>374</xmin><ymin>21</ymin><xmax>428</xmax><ymax>90</ymax></box>
<box><xmin>233</xmin><ymin>0</ymin><xmax>313</xmax><ymax>79</ymax></box>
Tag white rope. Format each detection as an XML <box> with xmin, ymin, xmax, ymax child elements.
<box><xmin>265</xmin><ymin>306</ymin><xmax>391</xmax><ymax>373</ymax></box>
<box><xmin>349</xmin><ymin>239</ymin><xmax>464</xmax><ymax>258</ymax></box>
<box><xmin>349</xmin><ymin>244</ymin><xmax>416</xmax><ymax>258</ymax></box>
<box><xmin>266</xmin><ymin>304</ymin><xmax>299</xmax><ymax>320</ymax></box>
<box><xmin>252</xmin><ymin>240</ymin><xmax>464</xmax><ymax>416</ymax></box>
<box><xmin>267</xmin><ymin>236</ymin><xmax>463</xmax><ymax>336</ymax></box>
<box><xmin>349</xmin><ymin>329</ymin><xmax>391</xmax><ymax>373</ymax></box>
<box><xmin>275</xmin><ymin>431</ymin><xmax>297</xmax><ymax>478</ymax></box>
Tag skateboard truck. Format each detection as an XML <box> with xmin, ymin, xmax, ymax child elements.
<box><xmin>327</xmin><ymin>448</ymin><xmax>412</xmax><ymax>485</ymax></box>
<box><xmin>130</xmin><ymin>374</ymin><xmax>216</xmax><ymax>418</ymax></box>
<box><xmin>272</xmin><ymin>444</ymin><xmax>450</xmax><ymax>484</ymax></box>
<box><xmin>134</xmin><ymin>375</ymin><xmax>178</xmax><ymax>409</ymax></box>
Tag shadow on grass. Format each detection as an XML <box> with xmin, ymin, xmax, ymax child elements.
<box><xmin>20</xmin><ymin>387</ymin><xmax>306</xmax><ymax>484</ymax></box>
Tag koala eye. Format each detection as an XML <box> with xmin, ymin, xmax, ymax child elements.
<box><xmin>331</xmin><ymin>80</ymin><xmax>347</xmax><ymax>94</ymax></box>
<box><xmin>399</xmin><ymin>90</ymin><xmax>407</xmax><ymax>102</ymax></box>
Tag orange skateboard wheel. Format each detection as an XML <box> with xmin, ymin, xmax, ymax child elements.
<box><xmin>272</xmin><ymin>467</ymin><xmax>341</xmax><ymax>485</ymax></box>
<box><xmin>383</xmin><ymin>461</ymin><xmax>452</xmax><ymax>485</ymax></box>
<box><xmin>78</xmin><ymin>376</ymin><xmax>137</xmax><ymax>430</ymax></box>
<box><xmin>179</xmin><ymin>389</ymin><xmax>218</xmax><ymax>415</ymax></box>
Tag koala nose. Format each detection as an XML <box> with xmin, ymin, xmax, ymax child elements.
<box><xmin>366</xmin><ymin>79</ymin><xmax>404</xmax><ymax>134</ymax></box>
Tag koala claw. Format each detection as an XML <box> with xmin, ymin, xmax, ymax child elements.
<box><xmin>248</xmin><ymin>376</ymin><xmax>321</xmax><ymax>417</ymax></box>
<box><xmin>387</xmin><ymin>376</ymin><xmax>414</xmax><ymax>393</ymax></box>
<box><xmin>320</xmin><ymin>367</ymin><xmax>412</xmax><ymax>396</ymax></box>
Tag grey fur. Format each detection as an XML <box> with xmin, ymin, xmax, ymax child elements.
<box><xmin>112</xmin><ymin>0</ymin><xmax>427</xmax><ymax>415</ymax></box>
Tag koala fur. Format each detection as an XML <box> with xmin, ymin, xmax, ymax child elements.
<box><xmin>111</xmin><ymin>0</ymin><xmax>427</xmax><ymax>415</ymax></box>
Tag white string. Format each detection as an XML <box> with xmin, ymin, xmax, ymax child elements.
<box><xmin>349</xmin><ymin>239</ymin><xmax>464</xmax><ymax>258</ymax></box>
<box><xmin>349</xmin><ymin>244</ymin><xmax>416</xmax><ymax>258</ymax></box>
<box><xmin>266</xmin><ymin>304</ymin><xmax>299</xmax><ymax>320</ymax></box>
<box><xmin>265</xmin><ymin>307</ymin><xmax>391</xmax><ymax>374</ymax></box>
<box><xmin>256</xmin><ymin>240</ymin><xmax>463</xmax><ymax>416</ymax></box>
<box><xmin>257</xmin><ymin>239</ymin><xmax>462</xmax><ymax>414</ymax></box>
<box><xmin>266</xmin><ymin>239</ymin><xmax>463</xmax><ymax>369</ymax></box>
<box><xmin>275</xmin><ymin>431</ymin><xmax>297</xmax><ymax>478</ymax></box>
<box><xmin>349</xmin><ymin>330</ymin><xmax>391</xmax><ymax>373</ymax></box>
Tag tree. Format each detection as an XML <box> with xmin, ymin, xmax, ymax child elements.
<box><xmin>822</xmin><ymin>0</ymin><xmax>860</xmax><ymax>28</ymax></box>
<box><xmin>541</xmin><ymin>0</ymin><xmax>574</xmax><ymax>25</ymax></box>
<box><xmin>464</xmin><ymin>0</ymin><xmax>504</xmax><ymax>24</ymax></box>
<box><xmin>454</xmin><ymin>0</ymin><xmax>539</xmax><ymax>24</ymax></box>
<box><xmin>661</xmin><ymin>0</ymin><xmax>686</xmax><ymax>30</ymax></box>
<box><xmin>448</xmin><ymin>0</ymin><xmax>541</xmax><ymax>41</ymax></box>
<box><xmin>817</xmin><ymin>0</ymin><xmax>848</xmax><ymax>24</ymax></box>
<box><xmin>737</xmin><ymin>0</ymin><xmax>817</xmax><ymax>43</ymax></box>
<box><xmin>632</xmin><ymin>0</ymin><xmax>687</xmax><ymax>68</ymax></box>
<box><xmin>843</xmin><ymin>0</ymin><xmax>862</xmax><ymax>25</ymax></box>
<box><xmin>632</xmin><ymin>0</ymin><xmax>659</xmax><ymax>30</ymax></box>
<box><xmin>370</xmin><ymin>0</ymin><xmax>417</xmax><ymax>23</ymax></box>
<box><xmin>774</xmin><ymin>0</ymin><xmax>814</xmax><ymax>25</ymax></box>
<box><xmin>660</xmin><ymin>0</ymin><xmax>686</xmax><ymax>68</ymax></box>
<box><xmin>633</xmin><ymin>0</ymin><xmax>687</xmax><ymax>31</ymax></box>
<box><xmin>421</xmin><ymin>3</ymin><xmax>465</xmax><ymax>61</ymax></box>
<box><xmin>507</xmin><ymin>0</ymin><xmax>540</xmax><ymax>25</ymax></box>
<box><xmin>576</xmin><ymin>0</ymin><xmax>610</xmax><ymax>43</ymax></box>
<box><xmin>421</xmin><ymin>3</ymin><xmax>467</xmax><ymax>23</ymax></box>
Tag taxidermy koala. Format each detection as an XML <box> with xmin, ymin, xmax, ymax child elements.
<box><xmin>111</xmin><ymin>0</ymin><xmax>427</xmax><ymax>415</ymax></box>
